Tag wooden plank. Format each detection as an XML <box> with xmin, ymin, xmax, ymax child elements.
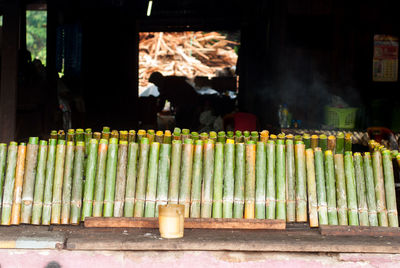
<box><xmin>84</xmin><ymin>217</ymin><xmax>286</xmax><ymax>230</ymax></box>
<box><xmin>319</xmin><ymin>225</ymin><xmax>400</xmax><ymax>237</ymax></box>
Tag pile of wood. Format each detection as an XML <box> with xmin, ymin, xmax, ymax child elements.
<box><xmin>139</xmin><ymin>32</ymin><xmax>239</xmax><ymax>92</ymax></box>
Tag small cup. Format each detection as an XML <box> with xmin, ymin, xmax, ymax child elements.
<box><xmin>158</xmin><ymin>204</ymin><xmax>184</xmax><ymax>238</ymax></box>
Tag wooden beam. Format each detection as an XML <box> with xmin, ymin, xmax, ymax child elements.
<box><xmin>0</xmin><ymin>0</ymin><xmax>21</xmax><ymax>142</ymax></box>
<box><xmin>84</xmin><ymin>217</ymin><xmax>286</xmax><ymax>230</ymax></box>
<box><xmin>319</xmin><ymin>225</ymin><xmax>400</xmax><ymax>237</ymax></box>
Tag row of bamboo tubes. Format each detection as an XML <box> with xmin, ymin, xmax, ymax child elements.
<box><xmin>0</xmin><ymin>128</ymin><xmax>397</xmax><ymax>227</ymax></box>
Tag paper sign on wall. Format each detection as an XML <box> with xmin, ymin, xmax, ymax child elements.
<box><xmin>373</xmin><ymin>35</ymin><xmax>398</xmax><ymax>82</ymax></box>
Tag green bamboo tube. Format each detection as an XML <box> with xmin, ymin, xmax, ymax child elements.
<box><xmin>81</xmin><ymin>139</ymin><xmax>98</xmax><ymax>220</ymax></box>
<box><xmin>67</xmin><ymin>129</ymin><xmax>75</xmax><ymax>142</ymax></box>
<box><xmin>306</xmin><ymin>148</ymin><xmax>319</xmax><ymax>227</ymax></box>
<box><xmin>21</xmin><ymin>137</ymin><xmax>39</xmax><ymax>224</ymax></box>
<box><xmin>310</xmin><ymin>135</ymin><xmax>318</xmax><ymax>150</ymax></box>
<box><xmin>200</xmin><ymin>132</ymin><xmax>209</xmax><ymax>142</ymax></box>
<box><xmin>137</xmin><ymin>129</ymin><xmax>146</xmax><ymax>143</ymax></box>
<box><xmin>60</xmin><ymin>141</ymin><xmax>75</xmax><ymax>224</ymax></box>
<box><xmin>84</xmin><ymin>129</ymin><xmax>92</xmax><ymax>156</ymax></box>
<box><xmin>173</xmin><ymin>127</ymin><xmax>181</xmax><ymax>140</ymax></box>
<box><xmin>155</xmin><ymin>143</ymin><xmax>171</xmax><ymax>217</ymax></box>
<box><xmin>260</xmin><ymin>130</ymin><xmax>269</xmax><ymax>143</ymax></box>
<box><xmin>155</xmin><ymin>131</ymin><xmax>164</xmax><ymax>143</ymax></box>
<box><xmin>266</xmin><ymin>140</ymin><xmax>276</xmax><ymax>219</ymax></box>
<box><xmin>276</xmin><ymin>139</ymin><xmax>286</xmax><ymax>220</ymax></box>
<box><xmin>101</xmin><ymin>126</ymin><xmax>110</xmax><ymax>140</ymax></box>
<box><xmin>209</xmin><ymin>131</ymin><xmax>217</xmax><ymax>143</ymax></box>
<box><xmin>0</xmin><ymin>143</ymin><xmax>6</xmax><ymax>214</ymax></box>
<box><xmin>382</xmin><ymin>150</ymin><xmax>399</xmax><ymax>227</ymax></box>
<box><xmin>244</xmin><ymin>141</ymin><xmax>256</xmax><ymax>219</ymax></box>
<box><xmin>314</xmin><ymin>148</ymin><xmax>328</xmax><ymax>225</ymax></box>
<box><xmin>243</xmin><ymin>131</ymin><xmax>251</xmax><ymax>143</ymax></box>
<box><xmin>144</xmin><ymin>142</ymin><xmax>160</xmax><ymax>217</ymax></box>
<box><xmin>294</xmin><ymin>135</ymin><xmax>303</xmax><ymax>142</ymax></box>
<box><xmin>103</xmin><ymin>138</ymin><xmax>119</xmax><ymax>217</ymax></box>
<box><xmin>113</xmin><ymin>141</ymin><xmax>128</xmax><ymax>217</ymax></box>
<box><xmin>270</xmin><ymin>134</ymin><xmax>277</xmax><ymax>143</ymax></box>
<box><xmin>285</xmin><ymin>139</ymin><xmax>296</xmax><ymax>222</ymax></box>
<box><xmin>391</xmin><ymin>150</ymin><xmax>398</xmax><ymax>159</ymax></box>
<box><xmin>123</xmin><ymin>142</ymin><xmax>139</xmax><ymax>217</ymax></box>
<box><xmin>303</xmin><ymin>134</ymin><xmax>311</xmax><ymax>149</ymax></box>
<box><xmin>92</xmin><ymin>139</ymin><xmax>109</xmax><ymax>217</ymax></box>
<box><xmin>233</xmin><ymin>143</ymin><xmax>245</xmax><ymax>218</ymax></box>
<box><xmin>93</xmin><ymin>132</ymin><xmax>101</xmax><ymax>142</ymax></box>
<box><xmin>70</xmin><ymin>141</ymin><xmax>85</xmax><ymax>225</ymax></box>
<box><xmin>277</xmin><ymin>133</ymin><xmax>286</xmax><ymax>140</ymax></box>
<box><xmin>334</xmin><ymin>154</ymin><xmax>348</xmax><ymax>225</ymax></box>
<box><xmin>295</xmin><ymin>141</ymin><xmax>307</xmax><ymax>222</ymax></box>
<box><xmin>42</xmin><ymin>139</ymin><xmax>57</xmax><ymax>225</ymax></box>
<box><xmin>372</xmin><ymin>151</ymin><xmax>388</xmax><ymax>226</ymax></box>
<box><xmin>168</xmin><ymin>140</ymin><xmax>182</xmax><ymax>205</ymax></box>
<box><xmin>179</xmin><ymin>139</ymin><xmax>194</xmax><ymax>217</ymax></box>
<box><xmin>353</xmin><ymin>153</ymin><xmax>369</xmax><ymax>226</ymax></box>
<box><xmin>163</xmin><ymin>130</ymin><xmax>172</xmax><ymax>144</ymax></box>
<box><xmin>191</xmin><ymin>132</ymin><xmax>199</xmax><ymax>141</ymax></box>
<box><xmin>250</xmin><ymin>131</ymin><xmax>259</xmax><ymax>142</ymax></box>
<box><xmin>31</xmin><ymin>141</ymin><xmax>48</xmax><ymax>225</ymax></box>
<box><xmin>147</xmin><ymin>129</ymin><xmax>155</xmax><ymax>144</ymax></box>
<box><xmin>1</xmin><ymin>142</ymin><xmax>18</xmax><ymax>225</ymax></box>
<box><xmin>212</xmin><ymin>142</ymin><xmax>224</xmax><ymax>218</ymax></box>
<box><xmin>50</xmin><ymin>140</ymin><xmax>66</xmax><ymax>225</ymax></box>
<box><xmin>128</xmin><ymin>130</ymin><xmax>136</xmax><ymax>143</ymax></box>
<box><xmin>324</xmin><ymin>150</ymin><xmax>338</xmax><ymax>225</ymax></box>
<box><xmin>336</xmin><ymin>132</ymin><xmax>344</xmax><ymax>154</ymax></box>
<box><xmin>190</xmin><ymin>140</ymin><xmax>203</xmax><ymax>218</ymax></box>
<box><xmin>255</xmin><ymin>141</ymin><xmax>266</xmax><ymax>219</ymax></box>
<box><xmin>327</xmin><ymin>135</ymin><xmax>336</xmax><ymax>153</ymax></box>
<box><xmin>50</xmin><ymin>130</ymin><xmax>58</xmax><ymax>140</ymax></box>
<box><xmin>75</xmin><ymin>129</ymin><xmax>84</xmax><ymax>142</ymax></box>
<box><xmin>318</xmin><ymin>135</ymin><xmax>328</xmax><ymax>153</ymax></box>
<box><xmin>235</xmin><ymin>130</ymin><xmax>243</xmax><ymax>143</ymax></box>
<box><xmin>363</xmin><ymin>153</ymin><xmax>378</xmax><ymax>226</ymax></box>
<box><xmin>11</xmin><ymin>143</ymin><xmax>27</xmax><ymax>225</ymax></box>
<box><xmin>119</xmin><ymin>130</ymin><xmax>128</xmax><ymax>142</ymax></box>
<box><xmin>227</xmin><ymin>131</ymin><xmax>234</xmax><ymax>138</ymax></box>
<box><xmin>217</xmin><ymin>131</ymin><xmax>226</xmax><ymax>143</ymax></box>
<box><xmin>57</xmin><ymin>130</ymin><xmax>65</xmax><ymax>141</ymax></box>
<box><xmin>201</xmin><ymin>139</ymin><xmax>215</xmax><ymax>218</ymax></box>
<box><xmin>345</xmin><ymin>133</ymin><xmax>352</xmax><ymax>152</ymax></box>
<box><xmin>222</xmin><ymin>139</ymin><xmax>235</xmax><ymax>218</ymax></box>
<box><xmin>110</xmin><ymin>130</ymin><xmax>119</xmax><ymax>139</ymax></box>
<box><xmin>181</xmin><ymin>129</ymin><xmax>190</xmax><ymax>142</ymax></box>
<box><xmin>134</xmin><ymin>138</ymin><xmax>150</xmax><ymax>217</ymax></box>
<box><xmin>344</xmin><ymin>152</ymin><xmax>359</xmax><ymax>226</ymax></box>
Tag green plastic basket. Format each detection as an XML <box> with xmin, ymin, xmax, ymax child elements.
<box><xmin>324</xmin><ymin>106</ymin><xmax>358</xmax><ymax>129</ymax></box>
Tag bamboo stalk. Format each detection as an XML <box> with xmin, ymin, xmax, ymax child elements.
<box><xmin>334</xmin><ymin>154</ymin><xmax>348</xmax><ymax>225</ymax></box>
<box><xmin>103</xmin><ymin>138</ymin><xmax>119</xmax><ymax>217</ymax></box>
<box><xmin>295</xmin><ymin>142</ymin><xmax>307</xmax><ymax>222</ymax></box>
<box><xmin>102</xmin><ymin>126</ymin><xmax>110</xmax><ymax>140</ymax></box>
<box><xmin>217</xmin><ymin>131</ymin><xmax>226</xmax><ymax>143</ymax></box>
<box><xmin>92</xmin><ymin>139</ymin><xmax>109</xmax><ymax>217</ymax></box>
<box><xmin>191</xmin><ymin>132</ymin><xmax>199</xmax><ymax>141</ymax></box>
<box><xmin>372</xmin><ymin>151</ymin><xmax>388</xmax><ymax>226</ymax></box>
<box><xmin>260</xmin><ymin>130</ymin><xmax>269</xmax><ymax>143</ymax></box>
<box><xmin>243</xmin><ymin>131</ymin><xmax>251</xmax><ymax>143</ymax></box>
<box><xmin>128</xmin><ymin>130</ymin><xmax>136</xmax><ymax>143</ymax></box>
<box><xmin>277</xmin><ymin>133</ymin><xmax>286</xmax><ymax>141</ymax></box>
<box><xmin>1</xmin><ymin>142</ymin><xmax>18</xmax><ymax>225</ymax></box>
<box><xmin>244</xmin><ymin>141</ymin><xmax>256</xmax><ymax>219</ymax></box>
<box><xmin>344</xmin><ymin>152</ymin><xmax>359</xmax><ymax>226</ymax></box>
<box><xmin>81</xmin><ymin>139</ymin><xmax>98</xmax><ymax>221</ymax></box>
<box><xmin>168</xmin><ymin>140</ymin><xmax>182</xmax><ymax>205</ymax></box>
<box><xmin>222</xmin><ymin>139</ymin><xmax>234</xmax><ymax>218</ymax></box>
<box><xmin>345</xmin><ymin>133</ymin><xmax>352</xmax><ymax>152</ymax></box>
<box><xmin>181</xmin><ymin>129</ymin><xmax>190</xmax><ymax>142</ymax></box>
<box><xmin>306</xmin><ymin>148</ymin><xmax>318</xmax><ymax>227</ymax></box>
<box><xmin>58</xmin><ymin>130</ymin><xmax>65</xmax><ymax>141</ymax></box>
<box><xmin>363</xmin><ymin>152</ymin><xmax>378</xmax><ymax>226</ymax></box>
<box><xmin>93</xmin><ymin>132</ymin><xmax>101</xmax><ymax>142</ymax></box>
<box><xmin>60</xmin><ymin>141</ymin><xmax>75</xmax><ymax>224</ymax></box>
<box><xmin>147</xmin><ymin>129</ymin><xmax>155</xmax><ymax>144</ymax></box>
<box><xmin>336</xmin><ymin>132</ymin><xmax>344</xmax><ymax>154</ymax></box>
<box><xmin>227</xmin><ymin>131</ymin><xmax>234</xmax><ymax>139</ymax></box>
<box><xmin>190</xmin><ymin>140</ymin><xmax>203</xmax><ymax>218</ymax></box>
<box><xmin>31</xmin><ymin>141</ymin><xmax>48</xmax><ymax>225</ymax></box>
<box><xmin>327</xmin><ymin>135</ymin><xmax>336</xmax><ymax>153</ymax></box>
<box><xmin>233</xmin><ymin>143</ymin><xmax>245</xmax><ymax>218</ymax></box>
<box><xmin>314</xmin><ymin>148</ymin><xmax>328</xmax><ymax>225</ymax></box>
<box><xmin>119</xmin><ymin>130</ymin><xmax>128</xmax><ymax>142</ymax></box>
<box><xmin>123</xmin><ymin>142</ymin><xmax>139</xmax><ymax>217</ymax></box>
<box><xmin>324</xmin><ymin>150</ymin><xmax>338</xmax><ymax>225</ymax></box>
<box><xmin>311</xmin><ymin>135</ymin><xmax>318</xmax><ymax>150</ymax></box>
<box><xmin>21</xmin><ymin>137</ymin><xmax>39</xmax><ymax>223</ymax></box>
<box><xmin>201</xmin><ymin>139</ymin><xmax>215</xmax><ymax>218</ymax></box>
<box><xmin>318</xmin><ymin>135</ymin><xmax>328</xmax><ymax>153</ymax></box>
<box><xmin>266</xmin><ymin>140</ymin><xmax>276</xmax><ymax>219</ymax></box>
<box><xmin>155</xmin><ymin>131</ymin><xmax>164</xmax><ymax>143</ymax></box>
<box><xmin>163</xmin><ymin>130</ymin><xmax>172</xmax><ymax>144</ymax></box>
<box><xmin>353</xmin><ymin>153</ymin><xmax>369</xmax><ymax>226</ymax></box>
<box><xmin>137</xmin><ymin>129</ymin><xmax>146</xmax><ymax>143</ymax></box>
<box><xmin>234</xmin><ymin>130</ymin><xmax>243</xmax><ymax>143</ymax></box>
<box><xmin>255</xmin><ymin>141</ymin><xmax>266</xmax><ymax>219</ymax></box>
<box><xmin>294</xmin><ymin>135</ymin><xmax>303</xmax><ymax>142</ymax></box>
<box><xmin>50</xmin><ymin>130</ymin><xmax>58</xmax><ymax>140</ymax></box>
<box><xmin>84</xmin><ymin>129</ymin><xmax>93</xmax><ymax>156</ymax></box>
<box><xmin>200</xmin><ymin>132</ymin><xmax>209</xmax><ymax>141</ymax></box>
<box><xmin>0</xmin><ymin>143</ymin><xmax>6</xmax><ymax>214</ymax></box>
<box><xmin>144</xmin><ymin>141</ymin><xmax>160</xmax><ymax>217</ymax></box>
<box><xmin>70</xmin><ymin>141</ymin><xmax>85</xmax><ymax>225</ymax></box>
<box><xmin>276</xmin><ymin>139</ymin><xmax>286</xmax><ymax>220</ymax></box>
<box><xmin>303</xmin><ymin>134</ymin><xmax>311</xmax><ymax>149</ymax></box>
<box><xmin>113</xmin><ymin>141</ymin><xmax>128</xmax><ymax>217</ymax></box>
<box><xmin>173</xmin><ymin>128</ymin><xmax>181</xmax><ymax>140</ymax></box>
<box><xmin>50</xmin><ymin>140</ymin><xmax>66</xmax><ymax>225</ymax></box>
<box><xmin>250</xmin><ymin>131</ymin><xmax>259</xmax><ymax>142</ymax></box>
<box><xmin>111</xmin><ymin>130</ymin><xmax>119</xmax><ymax>139</ymax></box>
<box><xmin>11</xmin><ymin>143</ymin><xmax>27</xmax><ymax>225</ymax></box>
<box><xmin>134</xmin><ymin>138</ymin><xmax>150</xmax><ymax>217</ymax></box>
<box><xmin>286</xmin><ymin>134</ymin><xmax>294</xmax><ymax>140</ymax></box>
<box><xmin>75</xmin><ymin>129</ymin><xmax>84</xmax><ymax>142</ymax></box>
<box><xmin>382</xmin><ymin>150</ymin><xmax>398</xmax><ymax>227</ymax></box>
<box><xmin>179</xmin><ymin>139</ymin><xmax>194</xmax><ymax>217</ymax></box>
<box><xmin>209</xmin><ymin>131</ymin><xmax>217</xmax><ymax>143</ymax></box>
<box><xmin>42</xmin><ymin>139</ymin><xmax>57</xmax><ymax>225</ymax></box>
<box><xmin>155</xmin><ymin>143</ymin><xmax>171</xmax><ymax>217</ymax></box>
<box><xmin>285</xmin><ymin>139</ymin><xmax>296</xmax><ymax>222</ymax></box>
<box><xmin>67</xmin><ymin>129</ymin><xmax>75</xmax><ymax>142</ymax></box>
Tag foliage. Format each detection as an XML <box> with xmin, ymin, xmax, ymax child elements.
<box><xmin>26</xmin><ymin>11</ymin><xmax>47</xmax><ymax>65</ymax></box>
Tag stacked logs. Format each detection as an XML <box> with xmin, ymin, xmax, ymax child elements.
<box><xmin>0</xmin><ymin>128</ymin><xmax>398</xmax><ymax>228</ymax></box>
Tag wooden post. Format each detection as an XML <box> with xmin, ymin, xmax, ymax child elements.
<box><xmin>0</xmin><ymin>0</ymin><xmax>21</xmax><ymax>142</ymax></box>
